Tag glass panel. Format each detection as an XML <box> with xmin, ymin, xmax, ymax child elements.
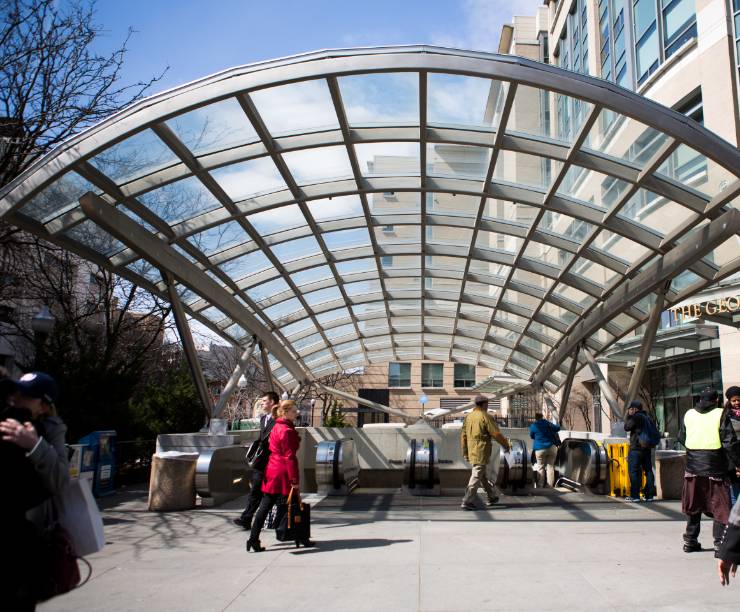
<box><xmin>325</xmin><ymin>323</ymin><xmax>356</xmax><ymax>341</ymax></box>
<box><xmin>354</xmin><ymin>142</ymin><xmax>420</xmax><ymax>176</ymax></box>
<box><xmin>138</xmin><ymin>176</ymin><xmax>222</xmax><ymax>224</ymax></box>
<box><xmin>89</xmin><ymin>129</ymin><xmax>179</xmax><ymax>184</ymax></box>
<box><xmin>427</xmin><ymin>73</ymin><xmax>504</xmax><ymax>128</ymax></box>
<box><xmin>126</xmin><ymin>259</ymin><xmax>163</xmax><ymax>285</ymax></box>
<box><xmin>291</xmin><ymin>265</ymin><xmax>334</xmax><ymax>287</ymax></box>
<box><xmin>552</xmin><ymin>283</ymin><xmax>596</xmax><ymax>308</ymax></box>
<box><xmin>571</xmin><ymin>257</ymin><xmax>617</xmax><ymax>287</ymax></box>
<box><xmin>426</xmin><ymin>225</ymin><xmax>473</xmax><ymax>248</ymax></box>
<box><xmin>636</xmin><ymin>24</ymin><xmax>659</xmax><ymax>82</ymax></box>
<box><xmin>704</xmin><ymin>236</ymin><xmax>740</xmax><ymax>268</ymax></box>
<box><xmin>388</xmin><ymin>362</ymin><xmax>411</xmax><ymax>387</ymax></box>
<box><xmin>475</xmin><ymin>230</ymin><xmax>522</xmax><ymax>253</ymax></box>
<box><xmin>21</xmin><ymin>171</ymin><xmax>97</xmax><ymax>223</ymax></box>
<box><xmin>662</xmin><ymin>0</ymin><xmax>695</xmax><ymax>46</ymax></box>
<box><xmin>166</xmin><ymin>97</ymin><xmax>258</xmax><ymax>157</ymax></box>
<box><xmin>264</xmin><ymin>297</ymin><xmax>305</xmax><ymax>321</ymax></box>
<box><xmin>539</xmin><ymin>212</ymin><xmax>594</xmax><ymax>242</ymax></box>
<box><xmin>586</xmin><ymin>110</ymin><xmax>668</xmax><ymax>165</ymax></box>
<box><xmin>282</xmin><ymin>146</ymin><xmax>353</xmax><ymax>184</ymax></box>
<box><xmin>421</xmin><ymin>363</ymin><xmax>444</xmax><ymax>388</ymax></box>
<box><xmin>374</xmin><ymin>224</ymin><xmax>420</xmax><ymax>245</ymax></box>
<box><xmin>200</xmin><ymin>306</ymin><xmax>228</xmax><ymax>323</ymax></box>
<box><xmin>494</xmin><ymin>150</ymin><xmax>551</xmax><ymax>189</ymax></box>
<box><xmin>63</xmin><ymin>220</ymin><xmax>123</xmax><ymax>256</ymax></box>
<box><xmin>426</xmin><ymin>144</ymin><xmax>490</xmax><ymax>179</ymax></box>
<box><xmin>323</xmin><ymin>227</ymin><xmax>371</xmax><ymax>250</ymax></box>
<box><xmin>188</xmin><ymin>220</ymin><xmax>249</xmax><ymax>255</ymax></box>
<box><xmin>345</xmin><ymin>279</ymin><xmax>382</xmax><ymax>296</ymax></box>
<box><xmin>211</xmin><ymin>156</ymin><xmax>287</xmax><ymax>201</ymax></box>
<box><xmin>336</xmin><ymin>258</ymin><xmax>377</xmax><ymax>276</ymax></box>
<box><xmin>369</xmin><ymin>190</ymin><xmax>421</xmax><ymax>214</ymax></box>
<box><xmin>219</xmin><ymin>249</ymin><xmax>272</xmax><ymax>279</ymax></box>
<box><xmin>304</xmin><ymin>286</ymin><xmax>342</xmax><ymax>307</ymax></box>
<box><xmin>618</xmin><ymin>189</ymin><xmax>693</xmax><ymax>236</ymax></box>
<box><xmin>271</xmin><ymin>236</ymin><xmax>322</xmax><ymax>262</ymax></box>
<box><xmin>339</xmin><ymin>72</ymin><xmax>419</xmax><ymax>125</ymax></box>
<box><xmin>246</xmin><ymin>277</ymin><xmax>292</xmax><ymax>303</ymax></box>
<box><xmin>557</xmin><ymin>166</ymin><xmax>630</xmax><ymax>209</ymax></box>
<box><xmin>634</xmin><ymin>0</ymin><xmax>657</xmax><ymax>39</ymax></box>
<box><xmin>281</xmin><ymin>318</ymin><xmax>316</xmax><ymax>338</ymax></box>
<box><xmin>316</xmin><ymin>307</ymin><xmax>351</xmax><ymax>326</ymax></box>
<box><xmin>655</xmin><ymin>144</ymin><xmax>709</xmax><ymax>196</ymax></box>
<box><xmin>307</xmin><ymin>195</ymin><xmax>364</xmax><ymax>221</ymax></box>
<box><xmin>247</xmin><ymin>204</ymin><xmax>306</xmax><ymax>234</ymax></box>
<box><xmin>427</xmin><ymin>192</ymin><xmax>479</xmax><ymax>216</ymax></box>
<box><xmin>590</xmin><ymin>229</ymin><xmax>650</xmax><ymax>264</ymax></box>
<box><xmin>250</xmin><ymin>79</ymin><xmax>339</xmax><ymax>136</ymax></box>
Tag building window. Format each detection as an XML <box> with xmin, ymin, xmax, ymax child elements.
<box><xmin>388</xmin><ymin>362</ymin><xmax>411</xmax><ymax>387</ymax></box>
<box><xmin>421</xmin><ymin>363</ymin><xmax>443</xmax><ymax>388</ymax></box>
<box><xmin>733</xmin><ymin>0</ymin><xmax>740</xmax><ymax>104</ymax></box>
<box><xmin>453</xmin><ymin>364</ymin><xmax>475</xmax><ymax>388</ymax></box>
<box><xmin>555</xmin><ymin>0</ymin><xmax>590</xmax><ymax>140</ymax></box>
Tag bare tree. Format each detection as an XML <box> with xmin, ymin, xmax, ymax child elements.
<box><xmin>295</xmin><ymin>369</ymin><xmax>362</xmax><ymax>425</ymax></box>
<box><xmin>0</xmin><ymin>0</ymin><xmax>166</xmax><ymax>187</ymax></box>
<box><xmin>563</xmin><ymin>388</ymin><xmax>593</xmax><ymax>431</ymax></box>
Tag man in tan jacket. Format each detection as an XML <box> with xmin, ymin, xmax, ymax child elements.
<box><xmin>461</xmin><ymin>395</ymin><xmax>511</xmax><ymax>510</ymax></box>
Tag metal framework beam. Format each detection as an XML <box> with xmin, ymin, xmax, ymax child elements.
<box><xmin>557</xmin><ymin>348</ymin><xmax>581</xmax><ymax>424</ymax></box>
<box><xmin>164</xmin><ymin>271</ymin><xmax>214</xmax><ymax>419</ymax></box>
<box><xmin>79</xmin><ymin>192</ymin><xmax>311</xmax><ymax>385</ymax></box>
<box><xmin>582</xmin><ymin>345</ymin><xmax>622</xmax><ymax>421</ymax></box>
<box><xmin>212</xmin><ymin>338</ymin><xmax>258</xmax><ymax>419</ymax></box>
<box><xmin>315</xmin><ymin>383</ymin><xmax>414</xmax><ymax>422</ymax></box>
<box><xmin>624</xmin><ymin>281</ymin><xmax>670</xmax><ymax>407</ymax></box>
<box><xmin>424</xmin><ymin>383</ymin><xmax>529</xmax><ymax>420</ymax></box>
<box><xmin>258</xmin><ymin>342</ymin><xmax>275</xmax><ymax>393</ymax></box>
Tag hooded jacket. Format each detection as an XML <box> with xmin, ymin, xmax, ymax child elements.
<box><xmin>624</xmin><ymin>409</ymin><xmax>650</xmax><ymax>451</ymax></box>
<box><xmin>678</xmin><ymin>403</ymin><xmax>739</xmax><ymax>477</ymax></box>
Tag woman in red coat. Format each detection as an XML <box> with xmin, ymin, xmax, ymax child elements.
<box><xmin>247</xmin><ymin>399</ymin><xmax>314</xmax><ymax>551</ymax></box>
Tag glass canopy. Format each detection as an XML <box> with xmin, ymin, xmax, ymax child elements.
<box><xmin>2</xmin><ymin>46</ymin><xmax>739</xmax><ymax>390</ymax></box>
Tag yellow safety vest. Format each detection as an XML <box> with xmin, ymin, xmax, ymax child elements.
<box><xmin>683</xmin><ymin>408</ymin><xmax>723</xmax><ymax>450</ymax></box>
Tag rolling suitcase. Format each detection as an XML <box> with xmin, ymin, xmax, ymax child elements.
<box><xmin>275</xmin><ymin>489</ymin><xmax>311</xmax><ymax>547</ymax></box>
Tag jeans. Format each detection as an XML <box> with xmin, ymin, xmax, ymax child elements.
<box><xmin>627</xmin><ymin>448</ymin><xmax>655</xmax><ymax>499</ymax></box>
<box><xmin>462</xmin><ymin>464</ymin><xmax>500</xmax><ymax>504</ymax></box>
<box><xmin>534</xmin><ymin>445</ymin><xmax>558</xmax><ymax>488</ymax></box>
<box><xmin>731</xmin><ymin>482</ymin><xmax>740</xmax><ymax>507</ymax></box>
<box><xmin>239</xmin><ymin>469</ymin><xmax>264</xmax><ymax>524</ymax></box>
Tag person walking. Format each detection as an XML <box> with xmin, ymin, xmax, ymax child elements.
<box><xmin>234</xmin><ymin>391</ymin><xmax>279</xmax><ymax>530</ymax></box>
<box><xmin>460</xmin><ymin>395</ymin><xmax>511</xmax><ymax>510</ymax></box>
<box><xmin>678</xmin><ymin>387</ymin><xmax>739</xmax><ymax>554</ymax></box>
<box><xmin>725</xmin><ymin>386</ymin><xmax>740</xmax><ymax>506</ymax></box>
<box><xmin>247</xmin><ymin>399</ymin><xmax>314</xmax><ymax>551</ymax></box>
<box><xmin>529</xmin><ymin>412</ymin><xmax>561</xmax><ymax>488</ymax></box>
<box><xmin>623</xmin><ymin>400</ymin><xmax>657</xmax><ymax>502</ymax></box>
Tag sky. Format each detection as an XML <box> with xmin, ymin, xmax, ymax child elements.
<box><xmin>91</xmin><ymin>0</ymin><xmax>543</xmax><ymax>95</ymax></box>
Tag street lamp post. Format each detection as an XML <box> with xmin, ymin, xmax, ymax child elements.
<box><xmin>419</xmin><ymin>394</ymin><xmax>428</xmax><ymax>419</ymax></box>
<box><xmin>310</xmin><ymin>398</ymin><xmax>316</xmax><ymax>426</ymax></box>
<box><xmin>30</xmin><ymin>305</ymin><xmax>55</xmax><ymax>370</ymax></box>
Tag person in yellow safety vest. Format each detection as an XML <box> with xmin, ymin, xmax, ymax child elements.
<box><xmin>678</xmin><ymin>388</ymin><xmax>740</xmax><ymax>554</ymax></box>
<box><xmin>460</xmin><ymin>395</ymin><xmax>511</xmax><ymax>510</ymax></box>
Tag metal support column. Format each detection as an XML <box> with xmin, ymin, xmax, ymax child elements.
<box><xmin>624</xmin><ymin>281</ymin><xmax>670</xmax><ymax>407</ymax></box>
<box><xmin>557</xmin><ymin>349</ymin><xmax>581</xmax><ymax>424</ymax></box>
<box><xmin>582</xmin><ymin>345</ymin><xmax>623</xmax><ymax>421</ymax></box>
<box><xmin>164</xmin><ymin>272</ymin><xmax>214</xmax><ymax>419</ymax></box>
<box><xmin>212</xmin><ymin>337</ymin><xmax>257</xmax><ymax>419</ymax></box>
<box><xmin>259</xmin><ymin>342</ymin><xmax>274</xmax><ymax>392</ymax></box>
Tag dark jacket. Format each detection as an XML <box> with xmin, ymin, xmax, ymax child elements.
<box><xmin>718</xmin><ymin>496</ymin><xmax>740</xmax><ymax>564</ymax></box>
<box><xmin>677</xmin><ymin>404</ymin><xmax>739</xmax><ymax>477</ymax></box>
<box><xmin>529</xmin><ymin>419</ymin><xmax>561</xmax><ymax>451</ymax></box>
<box><xmin>262</xmin><ymin>418</ymin><xmax>300</xmax><ymax>496</ymax></box>
<box><xmin>624</xmin><ymin>409</ymin><xmax>650</xmax><ymax>451</ymax></box>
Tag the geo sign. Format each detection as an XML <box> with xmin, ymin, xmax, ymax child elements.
<box><xmin>669</xmin><ymin>295</ymin><xmax>740</xmax><ymax>319</ymax></box>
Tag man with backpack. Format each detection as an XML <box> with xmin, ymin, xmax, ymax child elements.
<box><xmin>623</xmin><ymin>400</ymin><xmax>658</xmax><ymax>502</ymax></box>
<box><xmin>678</xmin><ymin>387</ymin><xmax>739</xmax><ymax>554</ymax></box>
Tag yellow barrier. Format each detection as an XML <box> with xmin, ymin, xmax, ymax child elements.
<box><xmin>607</xmin><ymin>442</ymin><xmax>646</xmax><ymax>497</ymax></box>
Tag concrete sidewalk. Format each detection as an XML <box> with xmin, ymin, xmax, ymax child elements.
<box><xmin>40</xmin><ymin>488</ymin><xmax>738</xmax><ymax>611</ymax></box>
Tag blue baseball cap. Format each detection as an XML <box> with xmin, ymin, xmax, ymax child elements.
<box><xmin>16</xmin><ymin>372</ymin><xmax>58</xmax><ymax>404</ymax></box>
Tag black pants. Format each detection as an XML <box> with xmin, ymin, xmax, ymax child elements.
<box><xmin>248</xmin><ymin>492</ymin><xmax>281</xmax><ymax>543</ymax></box>
<box><xmin>684</xmin><ymin>513</ymin><xmax>725</xmax><ymax>549</ymax></box>
<box><xmin>627</xmin><ymin>448</ymin><xmax>655</xmax><ymax>498</ymax></box>
<box><xmin>239</xmin><ymin>469</ymin><xmax>264</xmax><ymax>524</ymax></box>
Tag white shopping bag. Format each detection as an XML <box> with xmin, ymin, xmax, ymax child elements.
<box><xmin>57</xmin><ymin>478</ymin><xmax>105</xmax><ymax>556</ymax></box>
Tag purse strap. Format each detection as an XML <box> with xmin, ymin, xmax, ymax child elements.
<box><xmin>285</xmin><ymin>488</ymin><xmax>302</xmax><ymax>529</ymax></box>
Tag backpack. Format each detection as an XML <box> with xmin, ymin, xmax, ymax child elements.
<box><xmin>638</xmin><ymin>413</ymin><xmax>661</xmax><ymax>448</ymax></box>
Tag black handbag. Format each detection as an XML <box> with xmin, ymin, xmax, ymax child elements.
<box><xmin>245</xmin><ymin>438</ymin><xmax>269</xmax><ymax>471</ymax></box>
<box><xmin>275</xmin><ymin>489</ymin><xmax>311</xmax><ymax>544</ymax></box>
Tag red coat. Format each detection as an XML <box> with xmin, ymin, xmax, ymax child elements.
<box><xmin>262</xmin><ymin>418</ymin><xmax>300</xmax><ymax>495</ymax></box>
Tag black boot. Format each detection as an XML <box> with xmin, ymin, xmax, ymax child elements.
<box><xmin>246</xmin><ymin>539</ymin><xmax>263</xmax><ymax>552</ymax></box>
<box><xmin>296</xmin><ymin>539</ymin><xmax>315</xmax><ymax>548</ymax></box>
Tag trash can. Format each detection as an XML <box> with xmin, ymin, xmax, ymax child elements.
<box><xmin>78</xmin><ymin>430</ymin><xmax>117</xmax><ymax>497</ymax></box>
<box><xmin>148</xmin><ymin>451</ymin><xmax>199</xmax><ymax>512</ymax></box>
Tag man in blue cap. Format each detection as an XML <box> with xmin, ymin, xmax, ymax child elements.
<box><xmin>623</xmin><ymin>399</ymin><xmax>656</xmax><ymax>502</ymax></box>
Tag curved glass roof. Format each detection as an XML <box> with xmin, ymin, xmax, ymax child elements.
<box><xmin>1</xmin><ymin>46</ymin><xmax>739</xmax><ymax>390</ymax></box>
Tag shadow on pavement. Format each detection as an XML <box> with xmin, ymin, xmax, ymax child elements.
<box><xmin>286</xmin><ymin>538</ymin><xmax>414</xmax><ymax>554</ymax></box>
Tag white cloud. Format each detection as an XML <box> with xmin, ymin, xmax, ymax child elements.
<box><xmin>431</xmin><ymin>0</ymin><xmax>543</xmax><ymax>53</ymax></box>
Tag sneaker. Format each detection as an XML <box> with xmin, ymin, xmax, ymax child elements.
<box><xmin>643</xmin><ymin>497</ymin><xmax>654</xmax><ymax>502</ymax></box>
<box><xmin>683</xmin><ymin>541</ymin><xmax>701</xmax><ymax>553</ymax></box>
<box><xmin>460</xmin><ymin>502</ymin><xmax>477</xmax><ymax>511</ymax></box>
<box><xmin>485</xmin><ymin>497</ymin><xmax>500</xmax><ymax>507</ymax></box>
<box><xmin>624</xmin><ymin>496</ymin><xmax>642</xmax><ymax>502</ymax></box>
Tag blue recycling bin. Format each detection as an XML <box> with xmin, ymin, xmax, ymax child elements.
<box><xmin>78</xmin><ymin>430</ymin><xmax>117</xmax><ymax>497</ymax></box>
